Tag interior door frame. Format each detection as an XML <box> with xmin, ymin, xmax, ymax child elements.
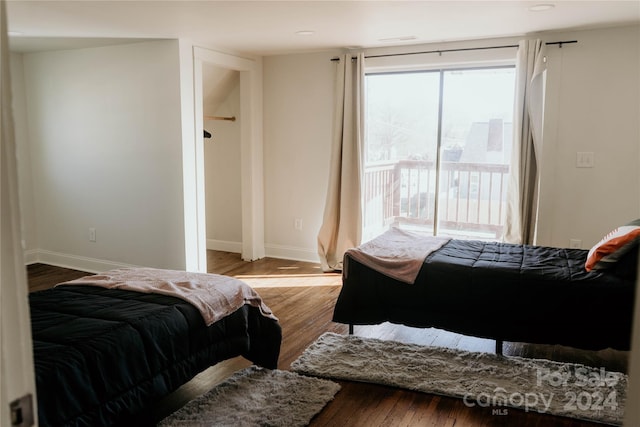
<box><xmin>190</xmin><ymin>46</ymin><xmax>265</xmax><ymax>270</ymax></box>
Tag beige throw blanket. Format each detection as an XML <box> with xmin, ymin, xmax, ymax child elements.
<box><xmin>57</xmin><ymin>267</ymin><xmax>277</xmax><ymax>326</ymax></box>
<box><xmin>344</xmin><ymin>228</ymin><xmax>451</xmax><ymax>284</ymax></box>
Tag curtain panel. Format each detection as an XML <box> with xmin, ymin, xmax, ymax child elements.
<box><xmin>317</xmin><ymin>53</ymin><xmax>365</xmax><ymax>271</ymax></box>
<box><xmin>503</xmin><ymin>39</ymin><xmax>547</xmax><ymax>245</ymax></box>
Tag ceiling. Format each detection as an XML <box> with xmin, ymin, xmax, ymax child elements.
<box><xmin>6</xmin><ymin>1</ymin><xmax>640</xmax><ymax>56</ymax></box>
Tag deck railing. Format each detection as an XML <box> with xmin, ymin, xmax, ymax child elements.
<box><xmin>363</xmin><ymin>160</ymin><xmax>510</xmax><ymax>239</ymax></box>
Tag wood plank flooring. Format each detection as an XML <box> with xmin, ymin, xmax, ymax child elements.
<box><xmin>27</xmin><ymin>253</ymin><xmax>629</xmax><ymax>426</ymax></box>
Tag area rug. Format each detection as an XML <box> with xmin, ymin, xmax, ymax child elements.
<box><xmin>159</xmin><ymin>366</ymin><xmax>340</xmax><ymax>427</ymax></box>
<box><xmin>291</xmin><ymin>332</ymin><xmax>627</xmax><ymax>425</ymax></box>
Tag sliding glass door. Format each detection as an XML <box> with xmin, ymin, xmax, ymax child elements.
<box><xmin>363</xmin><ymin>67</ymin><xmax>515</xmax><ymax>242</ymax></box>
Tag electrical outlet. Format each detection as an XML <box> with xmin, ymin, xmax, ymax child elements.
<box><xmin>569</xmin><ymin>239</ymin><xmax>582</xmax><ymax>249</ymax></box>
<box><xmin>89</xmin><ymin>227</ymin><xmax>96</xmax><ymax>242</ymax></box>
<box><xmin>576</xmin><ymin>152</ymin><xmax>594</xmax><ymax>168</ymax></box>
<box><xmin>10</xmin><ymin>394</ymin><xmax>34</xmax><ymax>427</ymax></box>
<box><xmin>294</xmin><ymin>218</ymin><xmax>303</xmax><ymax>231</ymax></box>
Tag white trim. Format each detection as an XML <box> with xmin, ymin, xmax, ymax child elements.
<box><xmin>178</xmin><ymin>39</ymin><xmax>202</xmax><ymax>272</ymax></box>
<box><xmin>265</xmin><ymin>244</ymin><xmax>320</xmax><ymax>264</ymax></box>
<box><xmin>26</xmin><ymin>246</ymin><xmax>319</xmax><ymax>272</ymax></box>
<box><xmin>207</xmin><ymin>239</ymin><xmax>242</xmax><ymax>254</ymax></box>
<box><xmin>204</xmin><ymin>241</ymin><xmax>319</xmax><ymax>263</ymax></box>
<box><xmin>365</xmin><ymin>51</ymin><xmax>517</xmax><ymax>74</ymax></box>
<box><xmin>192</xmin><ymin>46</ymin><xmax>265</xmax><ymax>263</ymax></box>
<box><xmin>23</xmin><ymin>249</ymin><xmax>38</xmax><ymax>265</ymax></box>
<box><xmin>2</xmin><ymin>1</ymin><xmax>38</xmax><ymax>411</ymax></box>
<box><xmin>30</xmin><ymin>250</ymin><xmax>139</xmax><ymax>274</ymax></box>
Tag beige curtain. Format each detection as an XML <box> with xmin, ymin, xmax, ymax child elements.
<box><xmin>503</xmin><ymin>39</ymin><xmax>547</xmax><ymax>245</ymax></box>
<box><xmin>317</xmin><ymin>53</ymin><xmax>365</xmax><ymax>271</ymax></box>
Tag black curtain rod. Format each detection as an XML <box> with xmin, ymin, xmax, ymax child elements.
<box><xmin>330</xmin><ymin>40</ymin><xmax>577</xmax><ymax>61</ymax></box>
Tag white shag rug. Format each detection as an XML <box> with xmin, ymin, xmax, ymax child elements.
<box><xmin>159</xmin><ymin>366</ymin><xmax>340</xmax><ymax>427</ymax></box>
<box><xmin>291</xmin><ymin>332</ymin><xmax>627</xmax><ymax>425</ymax></box>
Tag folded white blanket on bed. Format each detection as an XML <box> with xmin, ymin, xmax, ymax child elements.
<box><xmin>344</xmin><ymin>228</ymin><xmax>451</xmax><ymax>284</ymax></box>
<box><xmin>57</xmin><ymin>267</ymin><xmax>278</xmax><ymax>326</ymax></box>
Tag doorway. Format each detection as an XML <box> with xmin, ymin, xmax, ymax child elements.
<box><xmin>189</xmin><ymin>47</ymin><xmax>265</xmax><ymax>272</ymax></box>
<box><xmin>202</xmin><ymin>64</ymin><xmax>242</xmax><ymax>256</ymax></box>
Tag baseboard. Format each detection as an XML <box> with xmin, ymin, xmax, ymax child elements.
<box><xmin>27</xmin><ymin>244</ymin><xmax>320</xmax><ymax>273</ymax></box>
<box><xmin>23</xmin><ymin>249</ymin><xmax>39</xmax><ymax>265</ymax></box>
<box><xmin>264</xmin><ymin>243</ymin><xmax>319</xmax><ymax>264</ymax></box>
<box><xmin>206</xmin><ymin>240</ymin><xmax>318</xmax><ymax>263</ymax></box>
<box><xmin>207</xmin><ymin>239</ymin><xmax>242</xmax><ymax>253</ymax></box>
<box><xmin>30</xmin><ymin>249</ymin><xmax>139</xmax><ymax>274</ymax></box>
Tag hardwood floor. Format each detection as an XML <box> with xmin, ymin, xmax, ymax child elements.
<box><xmin>27</xmin><ymin>253</ymin><xmax>629</xmax><ymax>426</ymax></box>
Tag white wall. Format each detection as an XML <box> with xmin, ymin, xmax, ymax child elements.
<box><xmin>262</xmin><ymin>25</ymin><xmax>640</xmax><ymax>262</ymax></box>
<box><xmin>537</xmin><ymin>25</ymin><xmax>640</xmax><ymax>248</ymax></box>
<box><xmin>204</xmin><ymin>76</ymin><xmax>243</xmax><ymax>252</ymax></box>
<box><xmin>263</xmin><ymin>50</ymin><xmax>340</xmax><ymax>262</ymax></box>
<box><xmin>14</xmin><ymin>25</ymin><xmax>640</xmax><ymax>267</ymax></box>
<box><xmin>20</xmin><ymin>40</ymin><xmax>187</xmax><ymax>272</ymax></box>
<box><xmin>10</xmin><ymin>52</ymin><xmax>37</xmax><ymax>260</ymax></box>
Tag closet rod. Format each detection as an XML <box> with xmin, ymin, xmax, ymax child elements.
<box><xmin>331</xmin><ymin>40</ymin><xmax>577</xmax><ymax>61</ymax></box>
<box><xmin>204</xmin><ymin>115</ymin><xmax>236</xmax><ymax>122</ymax></box>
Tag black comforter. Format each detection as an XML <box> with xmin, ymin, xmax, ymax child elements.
<box><xmin>333</xmin><ymin>239</ymin><xmax>636</xmax><ymax>351</ymax></box>
<box><xmin>30</xmin><ymin>285</ymin><xmax>282</xmax><ymax>427</ymax></box>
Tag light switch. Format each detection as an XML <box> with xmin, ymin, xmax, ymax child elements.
<box><xmin>576</xmin><ymin>152</ymin><xmax>594</xmax><ymax>168</ymax></box>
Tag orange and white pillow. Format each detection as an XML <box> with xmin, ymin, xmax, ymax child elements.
<box><xmin>585</xmin><ymin>219</ymin><xmax>640</xmax><ymax>272</ymax></box>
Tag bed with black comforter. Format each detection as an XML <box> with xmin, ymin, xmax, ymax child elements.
<box><xmin>333</xmin><ymin>238</ymin><xmax>636</xmax><ymax>351</ymax></box>
<box><xmin>30</xmin><ymin>273</ymin><xmax>281</xmax><ymax>426</ymax></box>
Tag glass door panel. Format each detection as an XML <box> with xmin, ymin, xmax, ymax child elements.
<box><xmin>364</xmin><ymin>72</ymin><xmax>440</xmax><ymax>241</ymax></box>
<box><xmin>437</xmin><ymin>68</ymin><xmax>515</xmax><ymax>239</ymax></box>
